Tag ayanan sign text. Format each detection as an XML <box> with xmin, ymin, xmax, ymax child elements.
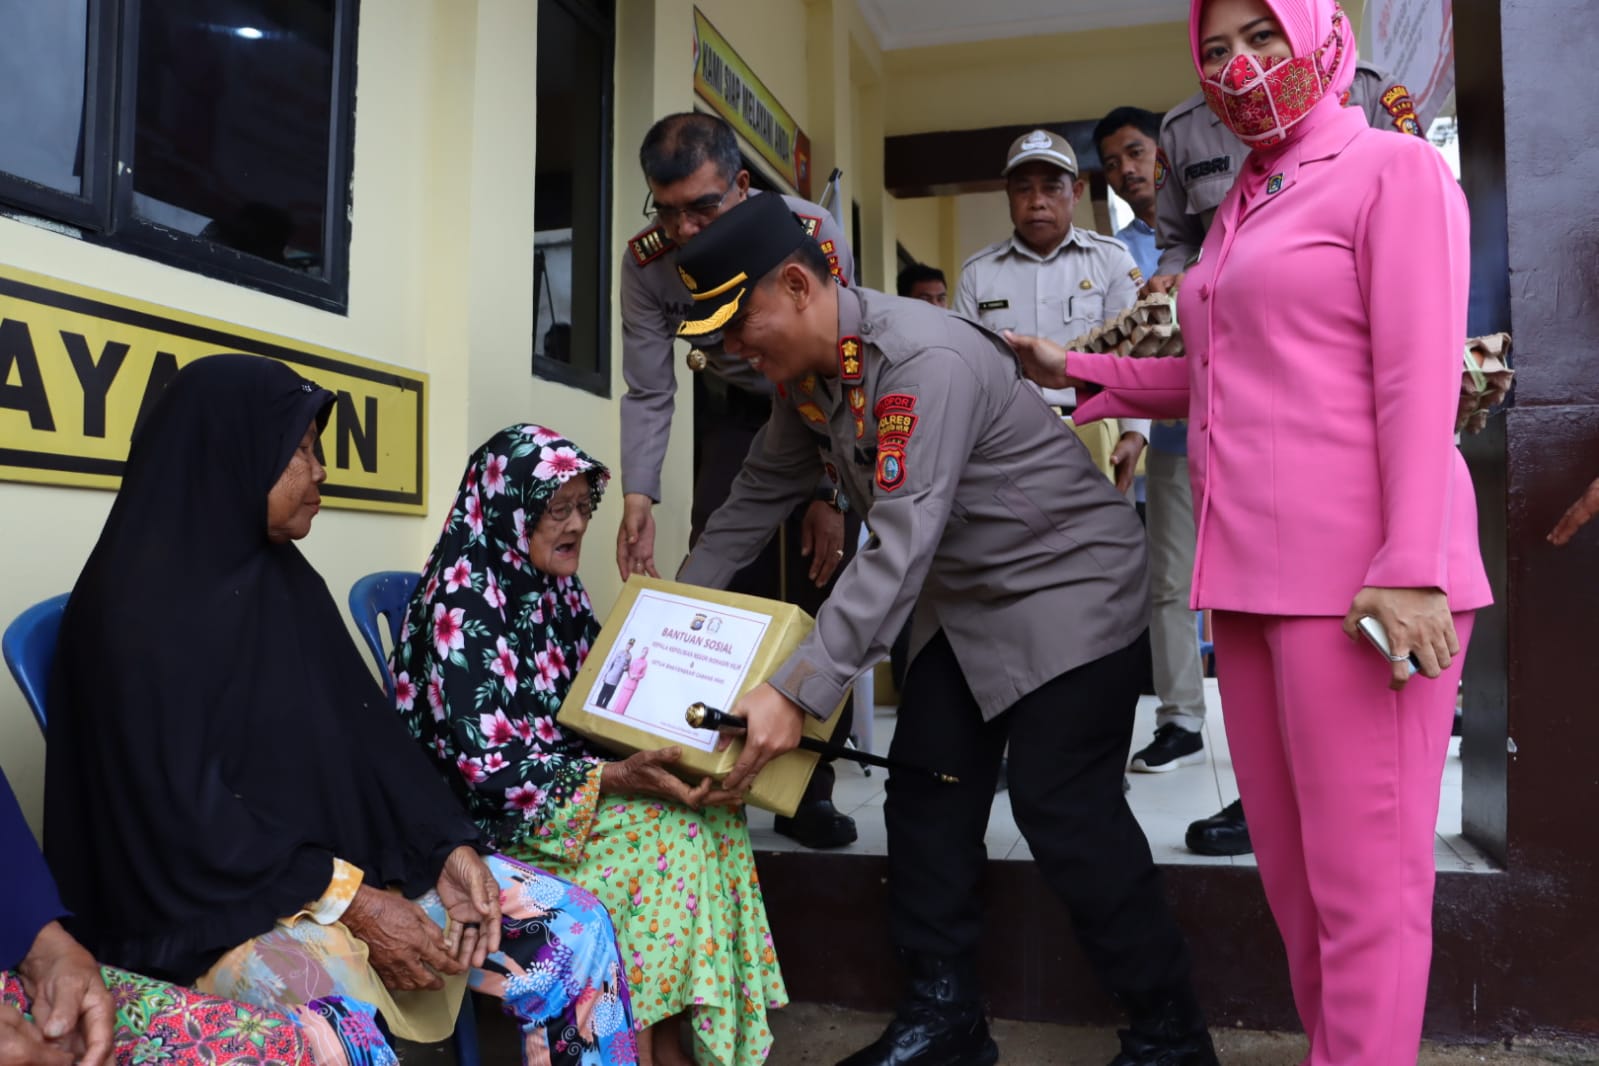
<box><xmin>0</xmin><ymin>266</ymin><xmax>426</xmax><ymax>514</ymax></box>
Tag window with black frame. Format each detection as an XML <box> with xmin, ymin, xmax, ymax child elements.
<box><xmin>532</xmin><ymin>0</ymin><xmax>614</xmax><ymax>395</ymax></box>
<box><xmin>0</xmin><ymin>0</ymin><xmax>357</xmax><ymax>311</ymax></box>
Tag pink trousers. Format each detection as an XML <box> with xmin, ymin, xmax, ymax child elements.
<box><xmin>1213</xmin><ymin>611</ymin><xmax>1474</xmax><ymax>1066</ymax></box>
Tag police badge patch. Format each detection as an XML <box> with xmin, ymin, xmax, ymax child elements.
<box><xmin>1381</xmin><ymin>84</ymin><xmax>1423</xmax><ymax>137</ymax></box>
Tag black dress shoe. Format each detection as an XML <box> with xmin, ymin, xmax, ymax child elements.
<box><xmin>1184</xmin><ymin>799</ymin><xmax>1251</xmax><ymax>857</ymax></box>
<box><xmin>838</xmin><ymin>953</ymin><xmax>999</xmax><ymax>1066</ymax></box>
<box><xmin>1107</xmin><ymin>987</ymin><xmax>1219</xmax><ymax>1066</ymax></box>
<box><xmin>773</xmin><ymin>798</ymin><xmax>858</xmax><ymax>849</ymax></box>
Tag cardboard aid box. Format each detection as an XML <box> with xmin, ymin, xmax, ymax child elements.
<box><xmin>556</xmin><ymin>576</ymin><xmax>847</xmax><ymax>816</ymax></box>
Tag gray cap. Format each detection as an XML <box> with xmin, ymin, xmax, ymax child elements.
<box><xmin>1003</xmin><ymin>129</ymin><xmax>1078</xmax><ymax>178</ymax></box>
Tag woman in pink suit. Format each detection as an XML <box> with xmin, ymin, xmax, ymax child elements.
<box><xmin>609</xmin><ymin>647</ymin><xmax>649</xmax><ymax>716</ymax></box>
<box><xmin>1011</xmin><ymin>1</ymin><xmax>1492</xmax><ymax>1062</ymax></box>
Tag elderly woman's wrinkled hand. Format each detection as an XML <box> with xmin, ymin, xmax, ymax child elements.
<box><xmin>342</xmin><ymin>885</ymin><xmax>465</xmax><ymax>991</ymax></box>
<box><xmin>16</xmin><ymin>920</ymin><xmax>113</xmax><ymax>1066</ymax></box>
<box><xmin>0</xmin><ymin>1004</ymin><xmax>73</xmax><ymax>1066</ymax></box>
<box><xmin>600</xmin><ymin>747</ymin><xmax>737</xmax><ymax>809</ymax></box>
<box><xmin>435</xmin><ymin>846</ymin><xmax>503</xmax><ymax>968</ymax></box>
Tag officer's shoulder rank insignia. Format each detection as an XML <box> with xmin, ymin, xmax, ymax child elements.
<box><xmin>1130</xmin><ymin>267</ymin><xmax>1145</xmax><ymax>286</ymax></box>
<box><xmin>793</xmin><ymin>213</ymin><xmax>823</xmax><ymax>238</ymax></box>
<box><xmin>838</xmin><ymin>336</ymin><xmax>864</xmax><ymax>382</ymax></box>
<box><xmin>977</xmin><ymin>299</ymin><xmax>1009</xmax><ymax>312</ymax></box>
<box><xmin>628</xmin><ymin>225</ymin><xmax>675</xmax><ymax>267</ymax></box>
<box><xmin>1380</xmin><ymin>84</ymin><xmax>1422</xmax><ymax>137</ymax></box>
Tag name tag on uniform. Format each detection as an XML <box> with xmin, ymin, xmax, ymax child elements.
<box><xmin>978</xmin><ymin>299</ymin><xmax>1009</xmax><ymax>311</ymax></box>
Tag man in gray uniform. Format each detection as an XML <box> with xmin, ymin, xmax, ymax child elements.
<box><xmin>1147</xmin><ymin>67</ymin><xmax>1422</xmax><ymax>856</ymax></box>
<box><xmin>674</xmin><ymin>193</ymin><xmax>1217</xmax><ymax>1066</ymax></box>
<box><xmin>954</xmin><ymin>128</ymin><xmax>1151</xmax><ymax>492</ymax></box>
<box><xmin>1150</xmin><ymin>64</ymin><xmax>1422</xmax><ymax>284</ymax></box>
<box><xmin>616</xmin><ymin>111</ymin><xmax>859</xmax><ymax>848</ymax></box>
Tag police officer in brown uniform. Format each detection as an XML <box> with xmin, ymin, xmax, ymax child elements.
<box><xmin>1148</xmin><ymin>67</ymin><xmax>1423</xmax><ymax>857</ymax></box>
<box><xmin>616</xmin><ymin>112</ymin><xmax>859</xmax><ymax>848</ymax></box>
<box><xmin>674</xmin><ymin>193</ymin><xmax>1217</xmax><ymax>1066</ymax></box>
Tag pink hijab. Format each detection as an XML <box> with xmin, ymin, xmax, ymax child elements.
<box><xmin>1189</xmin><ymin>0</ymin><xmax>1358</xmax><ymax>102</ymax></box>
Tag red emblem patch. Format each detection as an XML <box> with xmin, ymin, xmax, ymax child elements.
<box><xmin>794</xmin><ymin>213</ymin><xmax>823</xmax><ymax>238</ymax></box>
<box><xmin>874</xmin><ymin>393</ymin><xmax>916</xmax><ymax>419</ymax></box>
<box><xmin>1154</xmin><ymin>148</ymin><xmax>1170</xmax><ymax>191</ymax></box>
<box><xmin>825</xmin><ymin>462</ymin><xmax>839</xmax><ymax>484</ymax></box>
<box><xmin>1381</xmin><ymin>84</ymin><xmax>1422</xmax><ymax>137</ymax></box>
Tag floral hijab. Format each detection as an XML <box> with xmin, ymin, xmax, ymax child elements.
<box><xmin>391</xmin><ymin>425</ymin><xmax>611</xmax><ymax>846</ymax></box>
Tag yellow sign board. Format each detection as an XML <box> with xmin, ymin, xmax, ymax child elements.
<box><xmin>0</xmin><ymin>265</ymin><xmax>426</xmax><ymax>514</ymax></box>
<box><xmin>692</xmin><ymin>9</ymin><xmax>813</xmax><ymax>199</ymax></box>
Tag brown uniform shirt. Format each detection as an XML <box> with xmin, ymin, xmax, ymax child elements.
<box><xmin>678</xmin><ymin>286</ymin><xmax>1150</xmax><ymax>721</ymax></box>
<box><xmin>618</xmin><ymin>191</ymin><xmax>853</xmax><ymax>501</ymax></box>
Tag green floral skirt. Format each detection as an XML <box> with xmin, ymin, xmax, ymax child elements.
<box><xmin>507</xmin><ymin>800</ymin><xmax>787</xmax><ymax>1066</ymax></box>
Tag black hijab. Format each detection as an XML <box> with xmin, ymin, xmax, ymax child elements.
<box><xmin>44</xmin><ymin>354</ymin><xmax>479</xmax><ymax>983</ymax></box>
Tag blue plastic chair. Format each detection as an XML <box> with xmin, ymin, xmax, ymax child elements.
<box><xmin>347</xmin><ymin>570</ymin><xmax>482</xmax><ymax>1065</ymax></box>
<box><xmin>348</xmin><ymin>571</ymin><xmax>421</xmax><ymax>701</ymax></box>
<box><xmin>4</xmin><ymin>590</ymin><xmax>483</xmax><ymax>1066</ymax></box>
<box><xmin>3</xmin><ymin>593</ymin><xmax>71</xmax><ymax>733</ymax></box>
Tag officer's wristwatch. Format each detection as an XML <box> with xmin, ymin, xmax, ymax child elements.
<box><xmin>814</xmin><ymin>486</ymin><xmax>849</xmax><ymax>514</ymax></box>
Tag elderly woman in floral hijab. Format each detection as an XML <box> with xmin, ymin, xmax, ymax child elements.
<box><xmin>393</xmin><ymin>426</ymin><xmax>787</xmax><ymax>1066</ymax></box>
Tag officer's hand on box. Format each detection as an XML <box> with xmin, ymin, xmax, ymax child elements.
<box><xmin>616</xmin><ymin>493</ymin><xmax>662</xmax><ymax>581</ymax></box>
<box><xmin>801</xmin><ymin>499</ymin><xmax>846</xmax><ymax>586</ymax></box>
<box><xmin>1003</xmin><ymin>331</ymin><xmax>1087</xmax><ymax>393</ymax></box>
<box><xmin>601</xmin><ymin>746</ymin><xmax>740</xmax><ymax>809</ymax></box>
<box><xmin>719</xmin><ymin>683</ymin><xmax>805</xmax><ymax>794</ymax></box>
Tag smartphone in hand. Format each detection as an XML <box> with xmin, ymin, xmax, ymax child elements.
<box><xmin>1356</xmin><ymin>616</ymin><xmax>1420</xmax><ymax>677</ymax></box>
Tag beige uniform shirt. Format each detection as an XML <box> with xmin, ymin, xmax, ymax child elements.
<box><xmin>678</xmin><ymin>286</ymin><xmax>1150</xmax><ymax>721</ymax></box>
<box><xmin>953</xmin><ymin>227</ymin><xmax>1150</xmax><ymax>440</ymax></box>
<box><xmin>618</xmin><ymin>191</ymin><xmax>854</xmax><ymax>501</ymax></box>
<box><xmin>1155</xmin><ymin>63</ymin><xmax>1423</xmax><ymax>276</ymax></box>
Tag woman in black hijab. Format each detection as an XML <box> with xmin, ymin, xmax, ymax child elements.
<box><xmin>45</xmin><ymin>355</ymin><xmax>638</xmax><ymax>1065</ymax></box>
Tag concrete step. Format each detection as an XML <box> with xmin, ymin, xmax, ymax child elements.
<box><xmin>767</xmin><ymin>1004</ymin><xmax>1589</xmax><ymax>1065</ymax></box>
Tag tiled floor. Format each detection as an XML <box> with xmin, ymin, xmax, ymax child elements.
<box><xmin>749</xmin><ymin>678</ymin><xmax>1494</xmax><ymax>873</ymax></box>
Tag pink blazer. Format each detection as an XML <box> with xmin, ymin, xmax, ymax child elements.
<box><xmin>1074</xmin><ymin>103</ymin><xmax>1491</xmax><ymax>617</ymax></box>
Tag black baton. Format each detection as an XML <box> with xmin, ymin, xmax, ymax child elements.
<box><xmin>686</xmin><ymin>702</ymin><xmax>959</xmax><ymax>784</ymax></box>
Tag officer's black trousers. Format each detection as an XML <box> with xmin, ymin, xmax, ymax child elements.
<box><xmin>886</xmin><ymin>629</ymin><xmax>1193</xmax><ymax>998</ymax></box>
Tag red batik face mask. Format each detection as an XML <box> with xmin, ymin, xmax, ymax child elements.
<box><xmin>1202</xmin><ymin>12</ymin><xmax>1347</xmax><ymax>148</ymax></box>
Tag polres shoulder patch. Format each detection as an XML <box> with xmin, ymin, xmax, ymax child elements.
<box><xmin>1381</xmin><ymin>84</ymin><xmax>1423</xmax><ymax>137</ymax></box>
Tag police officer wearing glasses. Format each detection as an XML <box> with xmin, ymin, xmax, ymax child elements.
<box><xmin>615</xmin><ymin>112</ymin><xmax>859</xmax><ymax>849</ymax></box>
<box><xmin>673</xmin><ymin>193</ymin><xmax>1218</xmax><ymax>1066</ymax></box>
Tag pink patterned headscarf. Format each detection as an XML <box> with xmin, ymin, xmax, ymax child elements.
<box><xmin>1189</xmin><ymin>0</ymin><xmax>1359</xmax><ymax>102</ymax></box>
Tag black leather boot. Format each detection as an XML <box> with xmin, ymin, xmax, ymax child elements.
<box><xmin>1107</xmin><ymin>986</ymin><xmax>1219</xmax><ymax>1066</ymax></box>
<box><xmin>837</xmin><ymin>952</ymin><xmax>998</xmax><ymax>1066</ymax></box>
